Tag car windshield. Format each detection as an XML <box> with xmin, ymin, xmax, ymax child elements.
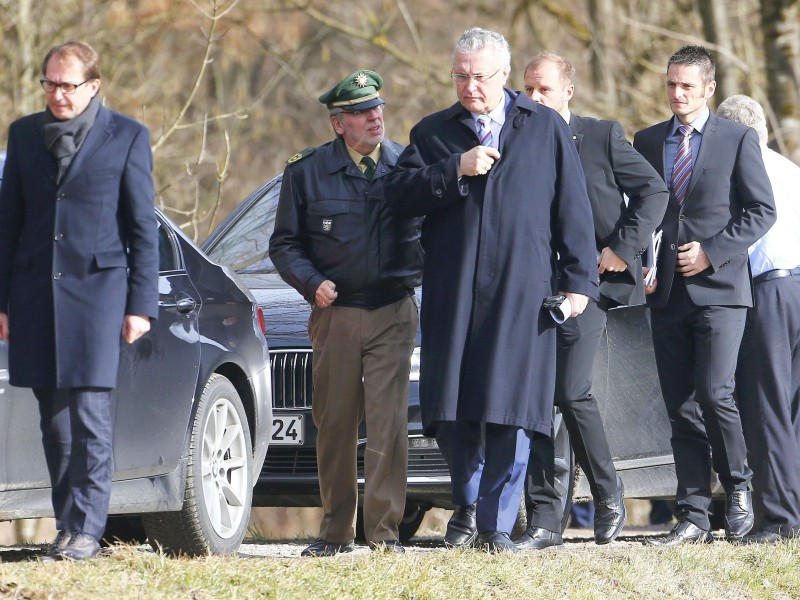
<box><xmin>207</xmin><ymin>179</ymin><xmax>281</xmax><ymax>274</ymax></box>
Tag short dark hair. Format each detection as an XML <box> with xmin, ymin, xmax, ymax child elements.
<box><xmin>41</xmin><ymin>41</ymin><xmax>101</xmax><ymax>80</ymax></box>
<box><xmin>667</xmin><ymin>45</ymin><xmax>715</xmax><ymax>83</ymax></box>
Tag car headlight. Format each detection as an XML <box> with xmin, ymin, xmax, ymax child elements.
<box><xmin>409</xmin><ymin>346</ymin><xmax>421</xmax><ymax>382</ymax></box>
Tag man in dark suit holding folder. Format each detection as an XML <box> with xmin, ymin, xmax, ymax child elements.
<box><xmin>633</xmin><ymin>45</ymin><xmax>776</xmax><ymax>545</ymax></box>
<box><xmin>519</xmin><ymin>52</ymin><xmax>668</xmax><ymax>549</ymax></box>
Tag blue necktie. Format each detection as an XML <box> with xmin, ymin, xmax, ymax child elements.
<box><xmin>477</xmin><ymin>116</ymin><xmax>493</xmax><ymax>148</ymax></box>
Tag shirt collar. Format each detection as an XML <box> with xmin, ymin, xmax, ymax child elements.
<box><xmin>345</xmin><ymin>142</ymin><xmax>381</xmax><ymax>168</ymax></box>
<box><xmin>670</xmin><ymin>106</ymin><xmax>710</xmax><ymax>136</ymax></box>
<box><xmin>472</xmin><ymin>93</ymin><xmax>508</xmax><ymax>127</ymax></box>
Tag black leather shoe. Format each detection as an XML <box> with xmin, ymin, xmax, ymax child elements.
<box><xmin>300</xmin><ymin>539</ymin><xmax>355</xmax><ymax>557</ymax></box>
<box><xmin>370</xmin><ymin>539</ymin><xmax>405</xmax><ymax>553</ymax></box>
<box><xmin>58</xmin><ymin>533</ymin><xmax>102</xmax><ymax>561</ymax></box>
<box><xmin>40</xmin><ymin>530</ymin><xmax>75</xmax><ymax>563</ymax></box>
<box><xmin>734</xmin><ymin>529</ymin><xmax>785</xmax><ymax>545</ymax></box>
<box><xmin>594</xmin><ymin>476</ymin><xmax>626</xmax><ymax>545</ymax></box>
<box><xmin>444</xmin><ymin>503</ymin><xmax>477</xmax><ymax>547</ymax></box>
<box><xmin>644</xmin><ymin>520</ymin><xmax>713</xmax><ymax>546</ymax></box>
<box><xmin>478</xmin><ymin>531</ymin><xmax>519</xmax><ymax>553</ymax></box>
<box><xmin>515</xmin><ymin>526</ymin><xmax>563</xmax><ymax>550</ymax></box>
<box><xmin>725</xmin><ymin>490</ymin><xmax>754</xmax><ymax>539</ymax></box>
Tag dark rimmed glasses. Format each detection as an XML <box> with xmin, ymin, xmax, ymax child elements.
<box><xmin>40</xmin><ymin>78</ymin><xmax>92</xmax><ymax>95</ymax></box>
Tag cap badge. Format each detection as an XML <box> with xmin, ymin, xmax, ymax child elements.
<box><xmin>354</xmin><ymin>72</ymin><xmax>369</xmax><ymax>88</ymax></box>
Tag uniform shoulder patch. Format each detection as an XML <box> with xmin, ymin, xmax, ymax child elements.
<box><xmin>286</xmin><ymin>147</ymin><xmax>315</xmax><ymax>165</ymax></box>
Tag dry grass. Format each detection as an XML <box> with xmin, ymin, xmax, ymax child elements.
<box><xmin>2</xmin><ymin>532</ymin><xmax>799</xmax><ymax>599</ymax></box>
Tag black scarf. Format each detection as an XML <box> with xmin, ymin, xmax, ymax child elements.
<box><xmin>41</xmin><ymin>95</ymin><xmax>101</xmax><ymax>183</ymax></box>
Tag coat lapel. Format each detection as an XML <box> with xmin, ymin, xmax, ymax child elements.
<box><xmin>58</xmin><ymin>105</ymin><xmax>114</xmax><ymax>189</ymax></box>
<box><xmin>685</xmin><ymin>113</ymin><xmax>718</xmax><ymax>201</ymax></box>
<box><xmin>569</xmin><ymin>115</ymin><xmax>584</xmax><ymax>154</ymax></box>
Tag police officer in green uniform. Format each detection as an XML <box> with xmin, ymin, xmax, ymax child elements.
<box><xmin>269</xmin><ymin>70</ymin><xmax>422</xmax><ymax>556</ymax></box>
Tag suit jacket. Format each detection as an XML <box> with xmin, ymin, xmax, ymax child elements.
<box><xmin>569</xmin><ymin>115</ymin><xmax>668</xmax><ymax>306</ymax></box>
<box><xmin>384</xmin><ymin>90</ymin><xmax>598</xmax><ymax>436</ymax></box>
<box><xmin>0</xmin><ymin>104</ymin><xmax>159</xmax><ymax>388</ymax></box>
<box><xmin>633</xmin><ymin>113</ymin><xmax>776</xmax><ymax>308</ymax></box>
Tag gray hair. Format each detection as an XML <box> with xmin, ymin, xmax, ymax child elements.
<box><xmin>717</xmin><ymin>94</ymin><xmax>768</xmax><ymax>144</ymax></box>
<box><xmin>453</xmin><ymin>27</ymin><xmax>511</xmax><ymax>68</ymax></box>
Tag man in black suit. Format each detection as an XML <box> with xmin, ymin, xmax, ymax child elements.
<box><xmin>519</xmin><ymin>52</ymin><xmax>669</xmax><ymax>549</ymax></box>
<box><xmin>0</xmin><ymin>41</ymin><xmax>159</xmax><ymax>560</ymax></box>
<box><xmin>633</xmin><ymin>46</ymin><xmax>776</xmax><ymax>545</ymax></box>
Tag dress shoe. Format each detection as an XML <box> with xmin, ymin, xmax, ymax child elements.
<box><xmin>515</xmin><ymin>526</ymin><xmax>563</xmax><ymax>550</ymax></box>
<box><xmin>370</xmin><ymin>539</ymin><xmax>405</xmax><ymax>553</ymax></box>
<box><xmin>40</xmin><ymin>530</ymin><xmax>75</xmax><ymax>562</ymax></box>
<box><xmin>644</xmin><ymin>520</ymin><xmax>713</xmax><ymax>546</ymax></box>
<box><xmin>733</xmin><ymin>529</ymin><xmax>786</xmax><ymax>545</ymax></box>
<box><xmin>478</xmin><ymin>531</ymin><xmax>519</xmax><ymax>553</ymax></box>
<box><xmin>57</xmin><ymin>533</ymin><xmax>102</xmax><ymax>561</ymax></box>
<box><xmin>300</xmin><ymin>539</ymin><xmax>355</xmax><ymax>557</ymax></box>
<box><xmin>724</xmin><ymin>490</ymin><xmax>754</xmax><ymax>539</ymax></box>
<box><xmin>594</xmin><ymin>476</ymin><xmax>627</xmax><ymax>545</ymax></box>
<box><xmin>444</xmin><ymin>503</ymin><xmax>477</xmax><ymax>547</ymax></box>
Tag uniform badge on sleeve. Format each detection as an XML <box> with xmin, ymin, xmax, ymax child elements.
<box><xmin>322</xmin><ymin>219</ymin><xmax>333</xmax><ymax>232</ymax></box>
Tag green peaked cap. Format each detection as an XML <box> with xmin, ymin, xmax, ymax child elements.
<box><xmin>318</xmin><ymin>70</ymin><xmax>385</xmax><ymax>111</ymax></box>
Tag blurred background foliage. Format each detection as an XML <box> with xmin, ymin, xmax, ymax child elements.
<box><xmin>0</xmin><ymin>0</ymin><xmax>797</xmax><ymax>241</ymax></box>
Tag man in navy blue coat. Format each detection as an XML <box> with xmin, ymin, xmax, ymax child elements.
<box><xmin>384</xmin><ymin>28</ymin><xmax>598</xmax><ymax>552</ymax></box>
<box><xmin>0</xmin><ymin>41</ymin><xmax>158</xmax><ymax>560</ymax></box>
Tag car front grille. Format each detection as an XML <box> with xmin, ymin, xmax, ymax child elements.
<box><xmin>261</xmin><ymin>445</ymin><xmax>447</xmax><ymax>478</ymax></box>
<box><xmin>270</xmin><ymin>349</ymin><xmax>313</xmax><ymax>409</ymax></box>
<box><xmin>262</xmin><ymin>447</ymin><xmax>318</xmax><ymax>475</ymax></box>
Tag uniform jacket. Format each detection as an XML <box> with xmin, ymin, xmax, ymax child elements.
<box><xmin>0</xmin><ymin>105</ymin><xmax>159</xmax><ymax>388</ymax></box>
<box><xmin>569</xmin><ymin>115</ymin><xmax>669</xmax><ymax>306</ymax></box>
<box><xmin>269</xmin><ymin>136</ymin><xmax>423</xmax><ymax>308</ymax></box>
<box><xmin>384</xmin><ymin>91</ymin><xmax>598</xmax><ymax>436</ymax></box>
<box><xmin>633</xmin><ymin>113</ymin><xmax>776</xmax><ymax>308</ymax></box>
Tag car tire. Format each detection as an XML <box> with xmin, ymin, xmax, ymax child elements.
<box><xmin>142</xmin><ymin>374</ymin><xmax>253</xmax><ymax>556</ymax></box>
<box><xmin>102</xmin><ymin>515</ymin><xmax>147</xmax><ymax>546</ymax></box>
<box><xmin>355</xmin><ymin>502</ymin><xmax>429</xmax><ymax>543</ymax></box>
<box><xmin>398</xmin><ymin>503</ymin><xmax>428</xmax><ymax>543</ymax></box>
<box><xmin>515</xmin><ymin>407</ymin><xmax>576</xmax><ymax>537</ymax></box>
<box><xmin>553</xmin><ymin>407</ymin><xmax>576</xmax><ymax>533</ymax></box>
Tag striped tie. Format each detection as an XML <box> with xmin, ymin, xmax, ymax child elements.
<box><xmin>477</xmin><ymin>116</ymin><xmax>493</xmax><ymax>148</ymax></box>
<box><xmin>672</xmin><ymin>124</ymin><xmax>694</xmax><ymax>205</ymax></box>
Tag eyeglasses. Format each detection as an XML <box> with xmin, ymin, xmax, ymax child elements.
<box><xmin>450</xmin><ymin>67</ymin><xmax>503</xmax><ymax>85</ymax></box>
<box><xmin>40</xmin><ymin>78</ymin><xmax>92</xmax><ymax>95</ymax></box>
<box><xmin>341</xmin><ymin>104</ymin><xmax>385</xmax><ymax>118</ymax></box>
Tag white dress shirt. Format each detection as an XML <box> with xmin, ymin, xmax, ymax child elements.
<box><xmin>748</xmin><ymin>146</ymin><xmax>800</xmax><ymax>277</ymax></box>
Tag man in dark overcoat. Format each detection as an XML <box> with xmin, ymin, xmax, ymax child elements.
<box><xmin>384</xmin><ymin>27</ymin><xmax>598</xmax><ymax>552</ymax></box>
<box><xmin>0</xmin><ymin>41</ymin><xmax>158</xmax><ymax>560</ymax></box>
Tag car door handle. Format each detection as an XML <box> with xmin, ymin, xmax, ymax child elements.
<box><xmin>159</xmin><ymin>296</ymin><xmax>198</xmax><ymax>314</ymax></box>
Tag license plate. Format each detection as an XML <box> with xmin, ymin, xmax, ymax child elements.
<box><xmin>271</xmin><ymin>414</ymin><xmax>304</xmax><ymax>445</ymax></box>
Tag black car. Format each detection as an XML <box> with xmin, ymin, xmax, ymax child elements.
<box><xmin>204</xmin><ymin>174</ymin><xmax>702</xmax><ymax>540</ymax></box>
<box><xmin>0</xmin><ymin>195</ymin><xmax>273</xmax><ymax>556</ymax></box>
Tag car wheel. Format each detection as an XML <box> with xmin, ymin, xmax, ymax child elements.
<box><xmin>142</xmin><ymin>374</ymin><xmax>253</xmax><ymax>556</ymax></box>
<box><xmin>553</xmin><ymin>407</ymin><xmax>576</xmax><ymax>532</ymax></box>
<box><xmin>398</xmin><ymin>503</ymin><xmax>428</xmax><ymax>543</ymax></box>
<box><xmin>102</xmin><ymin>515</ymin><xmax>147</xmax><ymax>546</ymax></box>
<box><xmin>515</xmin><ymin>407</ymin><xmax>576</xmax><ymax>537</ymax></box>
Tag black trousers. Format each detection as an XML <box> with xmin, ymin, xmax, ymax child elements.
<box><xmin>736</xmin><ymin>275</ymin><xmax>800</xmax><ymax>535</ymax></box>
<box><xmin>33</xmin><ymin>387</ymin><xmax>113</xmax><ymax>540</ymax></box>
<box><xmin>526</xmin><ymin>299</ymin><xmax>617</xmax><ymax>533</ymax></box>
<box><xmin>650</xmin><ymin>276</ymin><xmax>752</xmax><ymax>530</ymax></box>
